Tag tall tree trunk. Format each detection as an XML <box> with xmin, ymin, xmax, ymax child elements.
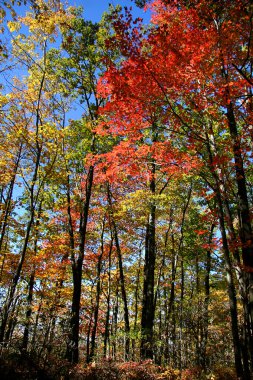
<box><xmin>104</xmin><ymin>237</ymin><xmax>113</xmax><ymax>358</ymax></box>
<box><xmin>22</xmin><ymin>202</ymin><xmax>42</xmax><ymax>351</ymax></box>
<box><xmin>179</xmin><ymin>258</ymin><xmax>184</xmax><ymax>371</ymax></box>
<box><xmin>0</xmin><ymin>143</ymin><xmax>22</xmax><ymax>254</ymax></box>
<box><xmin>67</xmin><ymin>164</ymin><xmax>94</xmax><ymax>364</ymax></box>
<box><xmin>141</xmin><ymin>168</ymin><xmax>156</xmax><ymax>359</ymax></box>
<box><xmin>111</xmin><ymin>284</ymin><xmax>119</xmax><ymax>360</ymax></box>
<box><xmin>199</xmin><ymin>224</ymin><xmax>215</xmax><ymax>370</ymax></box>
<box><xmin>86</xmin><ymin>290</ymin><xmax>95</xmax><ymax>364</ymax></box>
<box><xmin>22</xmin><ymin>270</ymin><xmax>35</xmax><ymax>351</ymax></box>
<box><xmin>132</xmin><ymin>248</ymin><xmax>142</xmax><ymax>361</ymax></box>
<box><xmin>219</xmin><ymin>43</ymin><xmax>253</xmax><ymax>370</ymax></box>
<box><xmin>205</xmin><ymin>132</ymin><xmax>245</xmax><ymax>379</ymax></box>
<box><xmin>226</xmin><ymin>102</ymin><xmax>253</xmax><ymax>371</ymax></box>
<box><xmin>107</xmin><ymin>185</ymin><xmax>130</xmax><ymax>360</ymax></box>
<box><xmin>208</xmin><ymin>125</ymin><xmax>252</xmax><ymax>376</ymax></box>
<box><xmin>88</xmin><ymin>216</ymin><xmax>105</xmax><ymax>362</ymax></box>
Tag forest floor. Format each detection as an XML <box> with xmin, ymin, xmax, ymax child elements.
<box><xmin>0</xmin><ymin>352</ymin><xmax>238</xmax><ymax>380</ymax></box>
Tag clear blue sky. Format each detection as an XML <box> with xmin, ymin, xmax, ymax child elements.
<box><xmin>71</xmin><ymin>0</ymin><xmax>150</xmax><ymax>23</ymax></box>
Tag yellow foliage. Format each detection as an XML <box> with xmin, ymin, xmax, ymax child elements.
<box><xmin>21</xmin><ymin>2</ymin><xmax>75</xmax><ymax>37</ymax></box>
<box><xmin>7</xmin><ymin>21</ymin><xmax>20</xmax><ymax>33</ymax></box>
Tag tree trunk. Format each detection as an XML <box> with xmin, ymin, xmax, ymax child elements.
<box><xmin>88</xmin><ymin>216</ymin><xmax>105</xmax><ymax>362</ymax></box>
<box><xmin>0</xmin><ymin>144</ymin><xmax>22</xmax><ymax>253</ymax></box>
<box><xmin>179</xmin><ymin>258</ymin><xmax>184</xmax><ymax>370</ymax></box>
<box><xmin>199</xmin><ymin>224</ymin><xmax>215</xmax><ymax>370</ymax></box>
<box><xmin>104</xmin><ymin>237</ymin><xmax>113</xmax><ymax>358</ymax></box>
<box><xmin>107</xmin><ymin>185</ymin><xmax>130</xmax><ymax>360</ymax></box>
<box><xmin>111</xmin><ymin>284</ymin><xmax>119</xmax><ymax>360</ymax></box>
<box><xmin>132</xmin><ymin>248</ymin><xmax>142</xmax><ymax>361</ymax></box>
<box><xmin>226</xmin><ymin>102</ymin><xmax>253</xmax><ymax>372</ymax></box>
<box><xmin>22</xmin><ymin>270</ymin><xmax>35</xmax><ymax>351</ymax></box>
<box><xmin>141</xmin><ymin>171</ymin><xmax>156</xmax><ymax>359</ymax></box>
<box><xmin>220</xmin><ymin>47</ymin><xmax>253</xmax><ymax>370</ymax></box>
<box><xmin>66</xmin><ymin>164</ymin><xmax>94</xmax><ymax>364</ymax></box>
<box><xmin>205</xmin><ymin>133</ymin><xmax>244</xmax><ymax>379</ymax></box>
<box><xmin>22</xmin><ymin>202</ymin><xmax>42</xmax><ymax>351</ymax></box>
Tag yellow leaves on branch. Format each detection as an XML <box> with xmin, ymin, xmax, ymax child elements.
<box><xmin>7</xmin><ymin>21</ymin><xmax>21</xmax><ymax>33</ymax></box>
<box><xmin>20</xmin><ymin>1</ymin><xmax>75</xmax><ymax>37</ymax></box>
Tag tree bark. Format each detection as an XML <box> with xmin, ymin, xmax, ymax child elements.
<box><xmin>66</xmin><ymin>164</ymin><xmax>94</xmax><ymax>364</ymax></box>
<box><xmin>140</xmin><ymin>169</ymin><xmax>156</xmax><ymax>359</ymax></box>
<box><xmin>205</xmin><ymin>132</ymin><xmax>244</xmax><ymax>379</ymax></box>
<box><xmin>199</xmin><ymin>224</ymin><xmax>215</xmax><ymax>370</ymax></box>
<box><xmin>104</xmin><ymin>237</ymin><xmax>113</xmax><ymax>358</ymax></box>
<box><xmin>88</xmin><ymin>216</ymin><xmax>105</xmax><ymax>362</ymax></box>
<box><xmin>107</xmin><ymin>185</ymin><xmax>130</xmax><ymax>360</ymax></box>
<box><xmin>0</xmin><ymin>143</ymin><xmax>22</xmax><ymax>254</ymax></box>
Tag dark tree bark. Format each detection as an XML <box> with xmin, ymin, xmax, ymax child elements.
<box><xmin>140</xmin><ymin>166</ymin><xmax>156</xmax><ymax>360</ymax></box>
<box><xmin>132</xmin><ymin>248</ymin><xmax>142</xmax><ymax>360</ymax></box>
<box><xmin>111</xmin><ymin>284</ymin><xmax>119</xmax><ymax>360</ymax></box>
<box><xmin>22</xmin><ymin>271</ymin><xmax>35</xmax><ymax>351</ymax></box>
<box><xmin>205</xmin><ymin>132</ymin><xmax>245</xmax><ymax>379</ymax></box>
<box><xmin>104</xmin><ymin>236</ymin><xmax>113</xmax><ymax>358</ymax></box>
<box><xmin>66</xmin><ymin>164</ymin><xmax>94</xmax><ymax>364</ymax></box>
<box><xmin>88</xmin><ymin>216</ymin><xmax>105</xmax><ymax>362</ymax></box>
<box><xmin>199</xmin><ymin>224</ymin><xmax>215</xmax><ymax>370</ymax></box>
<box><xmin>22</xmin><ymin>202</ymin><xmax>42</xmax><ymax>351</ymax></box>
<box><xmin>107</xmin><ymin>185</ymin><xmax>130</xmax><ymax>360</ymax></box>
<box><xmin>0</xmin><ymin>143</ymin><xmax>22</xmax><ymax>254</ymax></box>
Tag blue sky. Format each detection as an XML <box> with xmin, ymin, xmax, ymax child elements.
<box><xmin>13</xmin><ymin>1</ymin><xmax>151</xmax><ymax>24</ymax></box>
<box><xmin>76</xmin><ymin>0</ymin><xmax>150</xmax><ymax>23</ymax></box>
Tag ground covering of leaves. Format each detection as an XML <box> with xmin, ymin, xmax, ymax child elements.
<box><xmin>0</xmin><ymin>353</ymin><xmax>237</xmax><ymax>380</ymax></box>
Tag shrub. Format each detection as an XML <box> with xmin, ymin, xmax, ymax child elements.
<box><xmin>118</xmin><ymin>360</ymin><xmax>157</xmax><ymax>380</ymax></box>
<box><xmin>157</xmin><ymin>367</ymin><xmax>181</xmax><ymax>380</ymax></box>
<box><xmin>210</xmin><ymin>366</ymin><xmax>237</xmax><ymax>380</ymax></box>
<box><xmin>181</xmin><ymin>367</ymin><xmax>203</xmax><ymax>380</ymax></box>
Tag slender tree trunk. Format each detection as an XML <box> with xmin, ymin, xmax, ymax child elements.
<box><xmin>86</xmin><ymin>290</ymin><xmax>95</xmax><ymax>364</ymax></box>
<box><xmin>141</xmin><ymin>156</ymin><xmax>156</xmax><ymax>359</ymax></box>
<box><xmin>112</xmin><ymin>285</ymin><xmax>119</xmax><ymax>360</ymax></box>
<box><xmin>141</xmin><ymin>204</ymin><xmax>156</xmax><ymax>359</ymax></box>
<box><xmin>89</xmin><ymin>217</ymin><xmax>105</xmax><ymax>362</ymax></box>
<box><xmin>200</xmin><ymin>224</ymin><xmax>215</xmax><ymax>370</ymax></box>
<box><xmin>0</xmin><ymin>144</ymin><xmax>22</xmax><ymax>254</ymax></box>
<box><xmin>22</xmin><ymin>202</ymin><xmax>42</xmax><ymax>351</ymax></box>
<box><xmin>104</xmin><ymin>237</ymin><xmax>113</xmax><ymax>358</ymax></box>
<box><xmin>205</xmin><ymin>133</ymin><xmax>244</xmax><ymax>379</ymax></box>
<box><xmin>0</xmin><ymin>232</ymin><xmax>9</xmax><ymax>282</ymax></box>
<box><xmin>195</xmin><ymin>252</ymin><xmax>201</xmax><ymax>366</ymax></box>
<box><xmin>107</xmin><ymin>185</ymin><xmax>130</xmax><ymax>360</ymax></box>
<box><xmin>209</xmin><ymin>126</ymin><xmax>251</xmax><ymax>376</ymax></box>
<box><xmin>226</xmin><ymin>102</ymin><xmax>253</xmax><ymax>372</ymax></box>
<box><xmin>3</xmin><ymin>296</ymin><xmax>20</xmax><ymax>350</ymax></box>
<box><xmin>171</xmin><ymin>301</ymin><xmax>176</xmax><ymax>367</ymax></box>
<box><xmin>131</xmin><ymin>248</ymin><xmax>142</xmax><ymax>361</ymax></box>
<box><xmin>31</xmin><ymin>296</ymin><xmax>42</xmax><ymax>350</ymax></box>
<box><xmin>167</xmin><ymin>234</ymin><xmax>177</xmax><ymax>319</ymax></box>
<box><xmin>220</xmin><ymin>46</ymin><xmax>253</xmax><ymax>370</ymax></box>
<box><xmin>67</xmin><ymin>164</ymin><xmax>94</xmax><ymax>364</ymax></box>
<box><xmin>179</xmin><ymin>258</ymin><xmax>184</xmax><ymax>371</ymax></box>
<box><xmin>22</xmin><ymin>270</ymin><xmax>35</xmax><ymax>351</ymax></box>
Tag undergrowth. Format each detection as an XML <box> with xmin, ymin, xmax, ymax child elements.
<box><xmin>0</xmin><ymin>353</ymin><xmax>237</xmax><ymax>380</ymax></box>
